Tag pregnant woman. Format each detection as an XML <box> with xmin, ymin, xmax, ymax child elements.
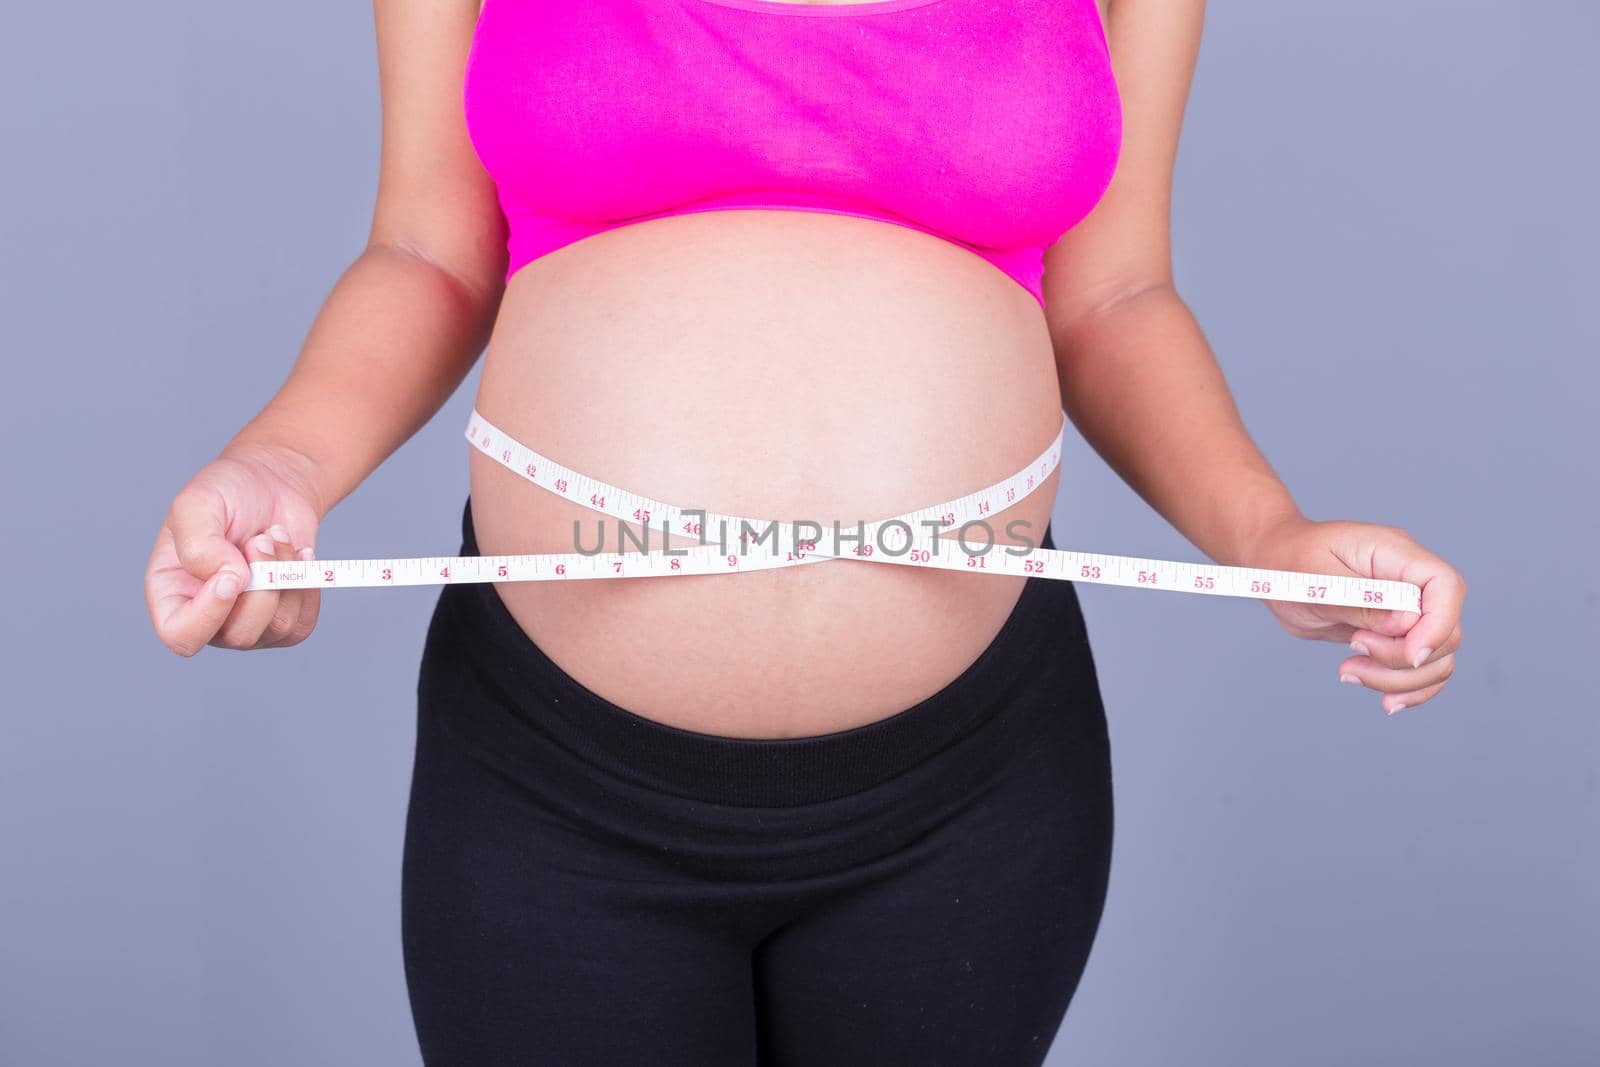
<box><xmin>144</xmin><ymin>0</ymin><xmax>1467</xmax><ymax>1063</ymax></box>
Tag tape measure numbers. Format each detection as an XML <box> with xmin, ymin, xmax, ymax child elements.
<box><xmin>244</xmin><ymin>409</ymin><xmax>1422</xmax><ymax>613</ymax></box>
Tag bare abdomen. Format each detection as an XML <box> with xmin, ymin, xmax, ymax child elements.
<box><xmin>469</xmin><ymin>209</ymin><xmax>1064</xmax><ymax>738</ymax></box>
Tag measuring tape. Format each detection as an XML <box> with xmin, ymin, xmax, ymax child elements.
<box><xmin>244</xmin><ymin>409</ymin><xmax>1422</xmax><ymax>613</ymax></box>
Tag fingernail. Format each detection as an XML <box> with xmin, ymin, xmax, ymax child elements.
<box><xmin>216</xmin><ymin>571</ymin><xmax>241</xmax><ymax>598</ymax></box>
<box><xmin>1350</xmin><ymin>640</ymin><xmax>1370</xmax><ymax>657</ymax></box>
<box><xmin>268</xmin><ymin>524</ymin><xmax>292</xmax><ymax>544</ymax></box>
<box><xmin>1387</xmin><ymin>702</ymin><xmax>1408</xmax><ymax>716</ymax></box>
<box><xmin>1411</xmin><ymin>647</ymin><xmax>1433</xmax><ymax>669</ymax></box>
<box><xmin>1340</xmin><ymin>673</ymin><xmax>1361</xmax><ymax>685</ymax></box>
<box><xmin>252</xmin><ymin>534</ymin><xmax>276</xmax><ymax>554</ymax></box>
<box><xmin>298</xmin><ymin>546</ymin><xmax>315</xmax><ymax>561</ymax></box>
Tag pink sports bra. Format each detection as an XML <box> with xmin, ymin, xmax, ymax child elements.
<box><xmin>463</xmin><ymin>0</ymin><xmax>1122</xmax><ymax>308</ymax></box>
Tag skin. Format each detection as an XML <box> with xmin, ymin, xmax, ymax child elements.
<box><xmin>145</xmin><ymin>0</ymin><xmax>1464</xmax><ymax>728</ymax></box>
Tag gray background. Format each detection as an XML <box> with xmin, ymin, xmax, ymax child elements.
<box><xmin>2</xmin><ymin>1</ymin><xmax>1594</xmax><ymax>1064</ymax></box>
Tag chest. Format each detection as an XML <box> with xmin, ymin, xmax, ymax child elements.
<box><xmin>464</xmin><ymin>0</ymin><xmax>1122</xmax><ymax>247</ymax></box>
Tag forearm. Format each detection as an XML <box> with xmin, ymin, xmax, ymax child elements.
<box><xmin>1050</xmin><ymin>284</ymin><xmax>1303</xmax><ymax>566</ymax></box>
<box><xmin>222</xmin><ymin>243</ymin><xmax>500</xmax><ymax>516</ymax></box>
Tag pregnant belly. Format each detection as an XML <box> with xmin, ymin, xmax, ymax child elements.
<box><xmin>469</xmin><ymin>209</ymin><xmax>1065</xmax><ymax>738</ymax></box>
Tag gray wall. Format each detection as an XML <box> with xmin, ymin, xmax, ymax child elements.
<box><xmin>1</xmin><ymin>2</ymin><xmax>1593</xmax><ymax>1064</ymax></box>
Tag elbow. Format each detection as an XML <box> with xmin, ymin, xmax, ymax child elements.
<box><xmin>1084</xmin><ymin>276</ymin><xmax>1180</xmax><ymax>318</ymax></box>
<box><xmin>365</xmin><ymin>237</ymin><xmax>505</xmax><ymax>321</ymax></box>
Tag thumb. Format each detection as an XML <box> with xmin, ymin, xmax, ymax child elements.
<box><xmin>1366</xmin><ymin>607</ymin><xmax>1422</xmax><ymax>638</ymax></box>
<box><xmin>168</xmin><ymin>484</ymin><xmax>249</xmax><ymax>586</ymax></box>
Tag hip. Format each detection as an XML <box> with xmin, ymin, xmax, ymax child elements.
<box><xmin>419</xmin><ymin>495</ymin><xmax>1109</xmax><ymax>828</ymax></box>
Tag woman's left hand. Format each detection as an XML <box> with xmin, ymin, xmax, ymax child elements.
<box><xmin>1240</xmin><ymin>516</ymin><xmax>1467</xmax><ymax>715</ymax></box>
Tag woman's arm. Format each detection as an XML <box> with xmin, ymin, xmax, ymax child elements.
<box><xmin>146</xmin><ymin>0</ymin><xmax>504</xmax><ymax>656</ymax></box>
<box><xmin>1044</xmin><ymin>0</ymin><xmax>1293</xmax><ymax>567</ymax></box>
<box><xmin>1044</xmin><ymin>0</ymin><xmax>1465</xmax><ymax>713</ymax></box>
<box><xmin>225</xmin><ymin>0</ymin><xmax>505</xmax><ymax>516</ymax></box>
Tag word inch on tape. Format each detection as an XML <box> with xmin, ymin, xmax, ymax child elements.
<box><xmin>244</xmin><ymin>410</ymin><xmax>1422</xmax><ymax>615</ymax></box>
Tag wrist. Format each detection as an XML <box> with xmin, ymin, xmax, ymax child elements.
<box><xmin>1226</xmin><ymin>506</ymin><xmax>1311</xmax><ymax>568</ymax></box>
<box><xmin>218</xmin><ymin>434</ymin><xmax>331</xmax><ymax>519</ymax></box>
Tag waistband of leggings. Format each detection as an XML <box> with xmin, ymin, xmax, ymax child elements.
<box><xmin>443</xmin><ymin>495</ymin><xmax>1072</xmax><ymax>807</ymax></box>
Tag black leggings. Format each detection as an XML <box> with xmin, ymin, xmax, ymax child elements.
<box><xmin>402</xmin><ymin>498</ymin><xmax>1115</xmax><ymax>1066</ymax></box>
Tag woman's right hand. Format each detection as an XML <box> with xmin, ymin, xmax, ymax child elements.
<box><xmin>145</xmin><ymin>444</ymin><xmax>326</xmax><ymax>656</ymax></box>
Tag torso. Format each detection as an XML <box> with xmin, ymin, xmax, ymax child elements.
<box><xmin>464</xmin><ymin>0</ymin><xmax>1108</xmax><ymax>738</ymax></box>
<box><xmin>470</xmin><ymin>209</ymin><xmax>1063</xmax><ymax>738</ymax></box>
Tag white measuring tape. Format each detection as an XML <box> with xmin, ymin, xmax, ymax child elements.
<box><xmin>244</xmin><ymin>409</ymin><xmax>1421</xmax><ymax>613</ymax></box>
